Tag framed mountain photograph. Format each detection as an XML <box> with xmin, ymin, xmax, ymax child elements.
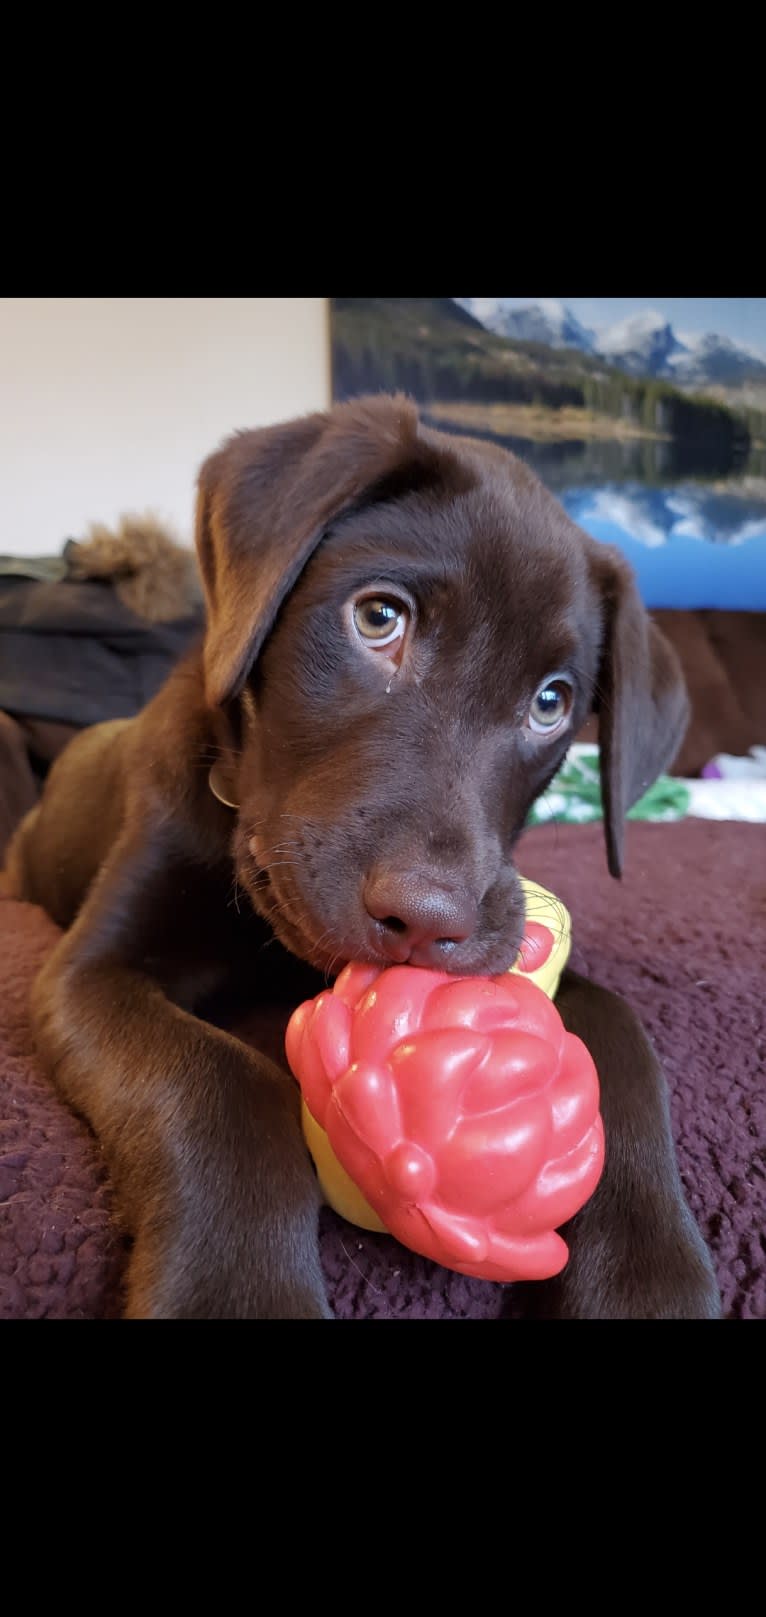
<box><xmin>329</xmin><ymin>298</ymin><xmax>766</xmax><ymax>609</ymax></box>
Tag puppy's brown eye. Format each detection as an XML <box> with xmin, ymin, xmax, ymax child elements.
<box><xmin>353</xmin><ymin>596</ymin><xmax>408</xmax><ymax>647</ymax></box>
<box><xmin>528</xmin><ymin>678</ymin><xmax>573</xmax><ymax>735</ymax></box>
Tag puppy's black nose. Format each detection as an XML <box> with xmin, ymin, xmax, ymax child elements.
<box><xmin>363</xmin><ymin>869</ymin><xmax>478</xmax><ymax>967</ymax></box>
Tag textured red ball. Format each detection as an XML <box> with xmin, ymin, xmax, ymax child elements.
<box><xmin>286</xmin><ymin>961</ymin><xmax>605</xmax><ymax>1283</ymax></box>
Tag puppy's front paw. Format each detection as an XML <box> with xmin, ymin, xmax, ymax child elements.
<box><xmin>124</xmin><ymin>1273</ymin><xmax>334</xmax><ymax>1320</ymax></box>
<box><xmin>124</xmin><ymin>1233</ymin><xmax>333</xmax><ymax>1320</ymax></box>
<box><xmin>521</xmin><ymin>1214</ymin><xmax>721</xmax><ymax>1320</ymax></box>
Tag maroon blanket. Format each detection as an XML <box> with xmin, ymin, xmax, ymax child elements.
<box><xmin>2</xmin><ymin>818</ymin><xmax>764</xmax><ymax>1320</ymax></box>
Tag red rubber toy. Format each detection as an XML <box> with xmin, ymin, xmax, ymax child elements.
<box><xmin>286</xmin><ymin>953</ymin><xmax>605</xmax><ymax>1284</ymax></box>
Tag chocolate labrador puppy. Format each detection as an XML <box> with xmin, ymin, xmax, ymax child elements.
<box><xmin>5</xmin><ymin>394</ymin><xmax>720</xmax><ymax>1319</ymax></box>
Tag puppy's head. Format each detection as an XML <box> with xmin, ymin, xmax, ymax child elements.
<box><xmin>196</xmin><ymin>395</ymin><xmax>688</xmax><ymax>976</ymax></box>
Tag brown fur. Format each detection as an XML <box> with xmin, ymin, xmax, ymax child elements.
<box><xmin>5</xmin><ymin>395</ymin><xmax>720</xmax><ymax>1319</ymax></box>
<box><xmin>65</xmin><ymin>513</ymin><xmax>201</xmax><ymax>623</ymax></box>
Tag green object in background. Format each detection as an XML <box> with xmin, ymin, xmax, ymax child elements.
<box><xmin>526</xmin><ymin>745</ymin><xmax>692</xmax><ymax>828</ymax></box>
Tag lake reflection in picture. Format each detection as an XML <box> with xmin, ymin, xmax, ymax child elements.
<box><xmin>424</xmin><ymin>423</ymin><xmax>766</xmax><ymax>609</ymax></box>
<box><xmin>562</xmin><ymin>481</ymin><xmax>766</xmax><ymax>609</ymax></box>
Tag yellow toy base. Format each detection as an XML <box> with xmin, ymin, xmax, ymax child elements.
<box><xmin>302</xmin><ymin>1102</ymin><xmax>387</xmax><ymax>1230</ymax></box>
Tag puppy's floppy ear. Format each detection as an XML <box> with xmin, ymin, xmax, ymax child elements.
<box><xmin>195</xmin><ymin>393</ymin><xmax>430</xmax><ymax>708</ymax></box>
<box><xmin>592</xmin><ymin>544</ymin><xmax>689</xmax><ymax>878</ymax></box>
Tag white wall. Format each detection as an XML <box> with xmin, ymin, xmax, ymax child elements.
<box><xmin>0</xmin><ymin>298</ymin><xmax>331</xmax><ymax>555</ymax></box>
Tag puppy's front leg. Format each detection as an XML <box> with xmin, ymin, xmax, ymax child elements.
<box><xmin>525</xmin><ymin>970</ymin><xmax>721</xmax><ymax>1320</ymax></box>
<box><xmin>30</xmin><ymin>836</ymin><xmax>330</xmax><ymax>1321</ymax></box>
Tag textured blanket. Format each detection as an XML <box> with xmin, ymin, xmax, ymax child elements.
<box><xmin>1</xmin><ymin>818</ymin><xmax>764</xmax><ymax>1320</ymax></box>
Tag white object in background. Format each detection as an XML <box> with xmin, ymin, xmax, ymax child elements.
<box><xmin>684</xmin><ymin>778</ymin><xmax>766</xmax><ymax>821</ymax></box>
<box><xmin>702</xmin><ymin>746</ymin><xmax>766</xmax><ymax>781</ymax></box>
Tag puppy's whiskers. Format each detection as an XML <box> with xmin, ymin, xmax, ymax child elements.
<box><xmin>226</xmin><ymin>873</ymin><xmax>242</xmax><ymax>915</ymax></box>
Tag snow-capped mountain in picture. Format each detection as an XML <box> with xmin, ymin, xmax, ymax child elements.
<box><xmin>455</xmin><ymin>300</ymin><xmax>766</xmax><ymax>386</ymax></box>
<box><xmin>596</xmin><ymin>310</ymin><xmax>685</xmax><ymax>376</ymax></box>
<box><xmin>456</xmin><ymin>298</ymin><xmax>596</xmax><ymax>353</ymax></box>
<box><xmin>668</xmin><ymin>331</ymin><xmax>766</xmax><ymax>387</ymax></box>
